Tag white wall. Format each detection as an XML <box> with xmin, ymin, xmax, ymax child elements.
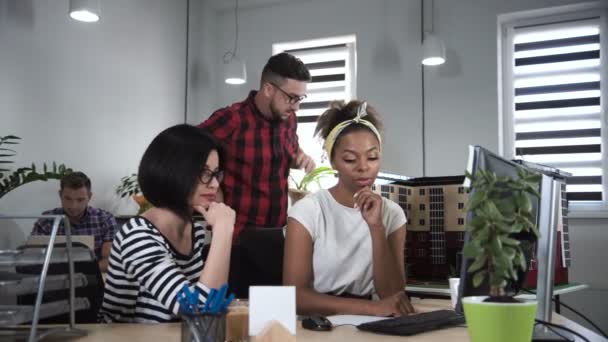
<box><xmin>186</xmin><ymin>0</ymin><xmax>218</xmax><ymax>125</ymax></box>
<box><xmin>0</xmin><ymin>0</ymin><xmax>188</xmax><ymax>247</ymax></box>
<box><xmin>424</xmin><ymin>0</ymin><xmax>587</xmax><ymax>177</ymax></box>
<box><xmin>563</xmin><ymin>218</ymin><xmax>608</xmax><ymax>333</ymax></box>
<box><xmin>210</xmin><ymin>0</ymin><xmax>424</xmax><ymax>176</ymax></box>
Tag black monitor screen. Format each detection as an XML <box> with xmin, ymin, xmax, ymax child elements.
<box><xmin>456</xmin><ymin>146</ymin><xmax>539</xmax><ymax>312</ymax></box>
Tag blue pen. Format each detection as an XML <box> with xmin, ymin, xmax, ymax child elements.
<box><xmin>211</xmin><ymin>284</ymin><xmax>228</xmax><ymax>313</ymax></box>
<box><xmin>189</xmin><ymin>287</ymin><xmax>200</xmax><ymax>313</ymax></box>
<box><xmin>221</xmin><ymin>293</ymin><xmax>235</xmax><ymax>312</ymax></box>
<box><xmin>204</xmin><ymin>288</ymin><xmax>217</xmax><ymax>312</ymax></box>
<box><xmin>178</xmin><ymin>284</ymin><xmax>195</xmax><ymax>314</ymax></box>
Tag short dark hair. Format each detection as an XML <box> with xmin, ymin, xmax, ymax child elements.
<box><xmin>60</xmin><ymin>171</ymin><xmax>91</xmax><ymax>192</ymax></box>
<box><xmin>260</xmin><ymin>52</ymin><xmax>311</xmax><ymax>86</ymax></box>
<box><xmin>138</xmin><ymin>124</ymin><xmax>224</xmax><ymax>220</ymax></box>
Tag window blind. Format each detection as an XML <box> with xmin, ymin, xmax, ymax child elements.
<box><xmin>276</xmin><ymin>38</ymin><xmax>355</xmax><ymax>165</ymax></box>
<box><xmin>284</xmin><ymin>44</ymin><xmax>351</xmax><ymax>117</ymax></box>
<box><xmin>511</xmin><ymin>18</ymin><xmax>603</xmax><ymax>202</ymax></box>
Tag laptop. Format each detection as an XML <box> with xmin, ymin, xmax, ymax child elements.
<box><xmin>26</xmin><ymin>235</ymin><xmax>95</xmax><ymax>251</ymax></box>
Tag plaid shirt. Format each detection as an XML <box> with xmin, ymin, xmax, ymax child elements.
<box><xmin>199</xmin><ymin>91</ymin><xmax>298</xmax><ymax>237</ymax></box>
<box><xmin>31</xmin><ymin>206</ymin><xmax>118</xmax><ymax>259</ymax></box>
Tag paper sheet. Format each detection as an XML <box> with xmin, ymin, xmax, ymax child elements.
<box><xmin>326</xmin><ymin>314</ymin><xmax>387</xmax><ymax>326</ymax></box>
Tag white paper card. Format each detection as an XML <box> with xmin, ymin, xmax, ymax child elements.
<box><xmin>249</xmin><ymin>286</ymin><xmax>296</xmax><ymax>336</ymax></box>
<box><xmin>327</xmin><ymin>315</ymin><xmax>386</xmax><ymax>326</ymax></box>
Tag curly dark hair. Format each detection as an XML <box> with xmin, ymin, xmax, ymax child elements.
<box><xmin>314</xmin><ymin>100</ymin><xmax>383</xmax><ymax>159</ymax></box>
<box><xmin>260</xmin><ymin>52</ymin><xmax>311</xmax><ymax>86</ymax></box>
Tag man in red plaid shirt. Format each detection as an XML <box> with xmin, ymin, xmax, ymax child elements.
<box><xmin>199</xmin><ymin>52</ymin><xmax>315</xmax><ymax>297</ymax></box>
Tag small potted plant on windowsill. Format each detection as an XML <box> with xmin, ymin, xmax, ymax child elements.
<box><xmin>288</xmin><ymin>166</ymin><xmax>336</xmax><ymax>204</ymax></box>
<box><xmin>461</xmin><ymin>167</ymin><xmax>542</xmax><ymax>342</ymax></box>
<box><xmin>116</xmin><ymin>173</ymin><xmax>151</xmax><ymax>214</ymax></box>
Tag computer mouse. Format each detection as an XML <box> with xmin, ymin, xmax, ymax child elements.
<box><xmin>302</xmin><ymin>315</ymin><xmax>333</xmax><ymax>331</ymax></box>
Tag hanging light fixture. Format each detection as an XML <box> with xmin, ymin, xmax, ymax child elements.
<box><xmin>421</xmin><ymin>0</ymin><xmax>446</xmax><ymax>66</ymax></box>
<box><xmin>69</xmin><ymin>0</ymin><xmax>100</xmax><ymax>23</ymax></box>
<box><xmin>223</xmin><ymin>0</ymin><xmax>246</xmax><ymax>85</ymax></box>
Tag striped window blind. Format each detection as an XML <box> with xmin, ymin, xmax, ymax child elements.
<box><xmin>507</xmin><ymin>17</ymin><xmax>604</xmax><ymax>202</ymax></box>
<box><xmin>274</xmin><ymin>36</ymin><xmax>356</xmax><ymax>164</ymax></box>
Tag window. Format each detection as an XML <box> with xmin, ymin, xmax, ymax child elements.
<box><xmin>419</xmin><ymin>219</ymin><xmax>425</xmax><ymax>226</ymax></box>
<box><xmin>457</xmin><ymin>232</ymin><xmax>465</xmax><ymax>242</ymax></box>
<box><xmin>274</xmin><ymin>35</ymin><xmax>357</xmax><ymax>166</ymax></box>
<box><xmin>458</xmin><ymin>202</ymin><xmax>464</xmax><ymax>209</ymax></box>
<box><xmin>419</xmin><ymin>203</ymin><xmax>426</xmax><ymax>211</ymax></box>
<box><xmin>419</xmin><ymin>189</ymin><xmax>425</xmax><ymax>196</ymax></box>
<box><xmin>458</xmin><ymin>186</ymin><xmax>464</xmax><ymax>194</ymax></box>
<box><xmin>500</xmin><ymin>6</ymin><xmax>607</xmax><ymax>211</ymax></box>
<box><xmin>457</xmin><ymin>218</ymin><xmax>464</xmax><ymax>225</ymax></box>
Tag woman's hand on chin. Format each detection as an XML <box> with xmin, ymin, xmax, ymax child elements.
<box><xmin>194</xmin><ymin>203</ymin><xmax>235</xmax><ymax>236</ymax></box>
<box><xmin>354</xmin><ymin>187</ymin><xmax>383</xmax><ymax>231</ymax></box>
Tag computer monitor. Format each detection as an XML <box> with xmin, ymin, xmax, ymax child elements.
<box><xmin>456</xmin><ymin>145</ymin><xmax>569</xmax><ymax>341</ymax></box>
<box><xmin>456</xmin><ymin>145</ymin><xmax>539</xmax><ymax>306</ymax></box>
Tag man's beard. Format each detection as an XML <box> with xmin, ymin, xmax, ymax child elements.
<box><xmin>269</xmin><ymin>102</ymin><xmax>287</xmax><ymax>121</ymax></box>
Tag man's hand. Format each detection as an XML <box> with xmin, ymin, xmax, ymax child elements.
<box><xmin>293</xmin><ymin>149</ymin><xmax>316</xmax><ymax>173</ymax></box>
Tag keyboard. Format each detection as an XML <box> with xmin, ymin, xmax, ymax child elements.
<box><xmin>357</xmin><ymin>310</ymin><xmax>466</xmax><ymax>336</ymax></box>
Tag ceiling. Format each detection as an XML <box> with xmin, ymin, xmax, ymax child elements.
<box><xmin>208</xmin><ymin>0</ymin><xmax>305</xmax><ymax>12</ymax></box>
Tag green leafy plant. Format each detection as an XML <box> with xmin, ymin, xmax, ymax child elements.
<box><xmin>462</xmin><ymin>168</ymin><xmax>541</xmax><ymax>298</ymax></box>
<box><xmin>289</xmin><ymin>166</ymin><xmax>336</xmax><ymax>192</ymax></box>
<box><xmin>0</xmin><ymin>135</ymin><xmax>72</xmax><ymax>199</ymax></box>
<box><xmin>116</xmin><ymin>173</ymin><xmax>151</xmax><ymax>214</ymax></box>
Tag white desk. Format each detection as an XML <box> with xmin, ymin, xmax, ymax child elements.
<box><xmin>406</xmin><ymin>283</ymin><xmax>589</xmax><ymax>313</ymax></box>
<box><xmin>42</xmin><ymin>298</ymin><xmax>606</xmax><ymax>342</ymax></box>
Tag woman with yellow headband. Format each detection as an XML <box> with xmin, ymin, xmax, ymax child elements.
<box><xmin>283</xmin><ymin>100</ymin><xmax>415</xmax><ymax>316</ymax></box>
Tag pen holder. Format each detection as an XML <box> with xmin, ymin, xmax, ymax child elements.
<box><xmin>181</xmin><ymin>311</ymin><xmax>227</xmax><ymax>342</ymax></box>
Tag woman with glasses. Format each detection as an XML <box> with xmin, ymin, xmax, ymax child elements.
<box><xmin>101</xmin><ymin>124</ymin><xmax>235</xmax><ymax>323</ymax></box>
<box><xmin>283</xmin><ymin>100</ymin><xmax>415</xmax><ymax>317</ymax></box>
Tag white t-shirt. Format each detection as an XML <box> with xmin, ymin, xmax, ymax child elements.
<box><xmin>288</xmin><ymin>189</ymin><xmax>406</xmax><ymax>297</ymax></box>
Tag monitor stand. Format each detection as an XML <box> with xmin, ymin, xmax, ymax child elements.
<box><xmin>533</xmin><ymin>324</ymin><xmax>574</xmax><ymax>341</ymax></box>
<box><xmin>533</xmin><ymin>176</ymin><xmax>574</xmax><ymax>342</ymax></box>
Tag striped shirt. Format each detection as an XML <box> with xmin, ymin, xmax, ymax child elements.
<box><xmin>199</xmin><ymin>91</ymin><xmax>299</xmax><ymax>238</ymax></box>
<box><xmin>100</xmin><ymin>216</ymin><xmax>211</xmax><ymax>323</ymax></box>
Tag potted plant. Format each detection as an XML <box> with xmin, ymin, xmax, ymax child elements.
<box><xmin>288</xmin><ymin>166</ymin><xmax>336</xmax><ymax>204</ymax></box>
<box><xmin>116</xmin><ymin>173</ymin><xmax>151</xmax><ymax>214</ymax></box>
<box><xmin>461</xmin><ymin>167</ymin><xmax>542</xmax><ymax>342</ymax></box>
<box><xmin>0</xmin><ymin>135</ymin><xmax>72</xmax><ymax>199</ymax></box>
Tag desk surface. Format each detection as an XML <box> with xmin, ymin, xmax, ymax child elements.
<box><xmin>45</xmin><ymin>298</ymin><xmax>605</xmax><ymax>342</ymax></box>
<box><xmin>407</xmin><ymin>283</ymin><xmax>589</xmax><ymax>299</ymax></box>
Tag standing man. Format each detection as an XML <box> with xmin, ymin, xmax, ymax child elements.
<box><xmin>31</xmin><ymin>171</ymin><xmax>118</xmax><ymax>272</ymax></box>
<box><xmin>199</xmin><ymin>52</ymin><xmax>315</xmax><ymax>296</ymax></box>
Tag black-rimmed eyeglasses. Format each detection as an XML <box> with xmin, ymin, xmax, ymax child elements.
<box><xmin>269</xmin><ymin>82</ymin><xmax>307</xmax><ymax>104</ymax></box>
<box><xmin>199</xmin><ymin>169</ymin><xmax>224</xmax><ymax>185</ymax></box>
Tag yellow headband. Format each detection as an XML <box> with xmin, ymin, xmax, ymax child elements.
<box><xmin>323</xmin><ymin>102</ymin><xmax>382</xmax><ymax>158</ymax></box>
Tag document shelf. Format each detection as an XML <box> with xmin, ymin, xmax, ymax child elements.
<box><xmin>0</xmin><ymin>246</ymin><xmax>94</xmax><ymax>266</ymax></box>
<box><xmin>0</xmin><ymin>215</ymin><xmax>89</xmax><ymax>341</ymax></box>
<box><xmin>0</xmin><ymin>271</ymin><xmax>88</xmax><ymax>297</ymax></box>
<box><xmin>0</xmin><ymin>298</ymin><xmax>90</xmax><ymax>325</ymax></box>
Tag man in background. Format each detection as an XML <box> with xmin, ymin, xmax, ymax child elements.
<box><xmin>199</xmin><ymin>52</ymin><xmax>315</xmax><ymax>296</ymax></box>
<box><xmin>31</xmin><ymin>171</ymin><xmax>118</xmax><ymax>272</ymax></box>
